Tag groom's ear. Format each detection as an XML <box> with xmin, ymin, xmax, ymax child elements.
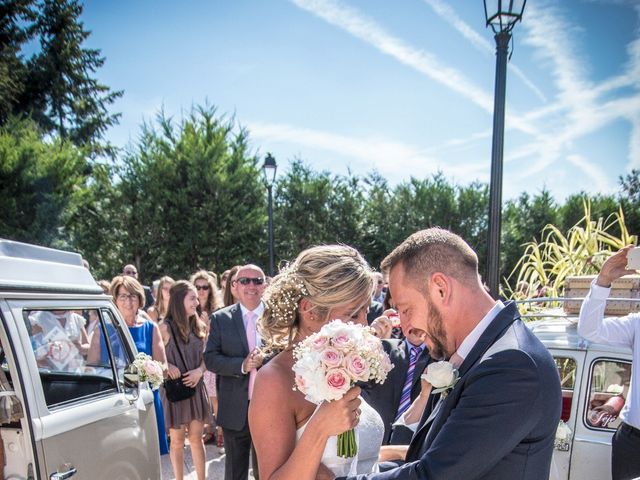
<box><xmin>430</xmin><ymin>272</ymin><xmax>451</xmax><ymax>305</ymax></box>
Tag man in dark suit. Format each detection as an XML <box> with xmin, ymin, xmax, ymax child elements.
<box><xmin>205</xmin><ymin>264</ymin><xmax>266</xmax><ymax>480</ymax></box>
<box><xmin>367</xmin><ymin>300</ymin><xmax>384</xmax><ymax>325</ymax></box>
<box><xmin>329</xmin><ymin>228</ymin><xmax>561</xmax><ymax>480</ymax></box>
<box><xmin>362</xmin><ymin>327</ymin><xmax>430</xmax><ymax>445</ymax></box>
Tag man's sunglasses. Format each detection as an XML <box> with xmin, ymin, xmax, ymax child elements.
<box><xmin>235</xmin><ymin>277</ymin><xmax>265</xmax><ymax>286</ymax></box>
<box><xmin>195</xmin><ymin>285</ymin><xmax>210</xmax><ymax>291</ymax></box>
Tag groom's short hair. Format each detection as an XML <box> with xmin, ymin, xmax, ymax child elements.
<box><xmin>381</xmin><ymin>228</ymin><xmax>479</xmax><ymax>291</ymax></box>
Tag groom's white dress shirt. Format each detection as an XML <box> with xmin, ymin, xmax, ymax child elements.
<box><xmin>397</xmin><ymin>301</ymin><xmax>505</xmax><ymax>431</ymax></box>
<box><xmin>455</xmin><ymin>301</ymin><xmax>505</xmax><ymax>363</ymax></box>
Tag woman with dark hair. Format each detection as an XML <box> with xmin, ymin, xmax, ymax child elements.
<box><xmin>222</xmin><ymin>265</ymin><xmax>240</xmax><ymax>307</ymax></box>
<box><xmin>190</xmin><ymin>270</ymin><xmax>223</xmax><ymax>443</ymax></box>
<box><xmin>147</xmin><ymin>276</ymin><xmax>175</xmax><ymax>323</ymax></box>
<box><xmin>159</xmin><ymin>281</ymin><xmax>211</xmax><ymax>480</ymax></box>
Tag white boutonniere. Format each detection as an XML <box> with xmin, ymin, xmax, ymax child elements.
<box><xmin>421</xmin><ymin>360</ymin><xmax>460</xmax><ymax>397</ymax></box>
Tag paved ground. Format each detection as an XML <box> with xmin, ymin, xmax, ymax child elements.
<box><xmin>161</xmin><ymin>443</ymin><xmax>257</xmax><ymax>480</ymax></box>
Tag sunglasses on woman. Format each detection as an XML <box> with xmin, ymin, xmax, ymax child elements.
<box><xmin>195</xmin><ymin>285</ymin><xmax>210</xmax><ymax>291</ymax></box>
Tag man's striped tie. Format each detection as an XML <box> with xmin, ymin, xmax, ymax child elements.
<box><xmin>395</xmin><ymin>346</ymin><xmax>421</xmax><ymax>421</ymax></box>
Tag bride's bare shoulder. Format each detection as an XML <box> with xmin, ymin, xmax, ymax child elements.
<box><xmin>255</xmin><ymin>350</ymin><xmax>296</xmax><ymax>392</ymax></box>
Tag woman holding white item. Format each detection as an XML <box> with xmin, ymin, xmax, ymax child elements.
<box><xmin>249</xmin><ymin>245</ymin><xmax>384</xmax><ymax>479</ymax></box>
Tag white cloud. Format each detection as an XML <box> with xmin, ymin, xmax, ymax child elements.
<box><xmin>290</xmin><ymin>0</ymin><xmax>539</xmax><ymax>136</ymax></box>
<box><xmin>246</xmin><ymin>120</ymin><xmax>488</xmax><ymax>182</ymax></box>
<box><xmin>289</xmin><ymin>0</ymin><xmax>493</xmax><ymax>110</ymax></box>
<box><xmin>287</xmin><ymin>0</ymin><xmax>639</xmax><ymax>195</ymax></box>
<box><xmin>566</xmin><ymin>154</ymin><xmax>614</xmax><ymax>193</ymax></box>
<box><xmin>422</xmin><ymin>0</ymin><xmax>548</xmax><ymax>103</ymax></box>
<box><xmin>501</xmin><ymin>1</ymin><xmax>640</xmax><ymax>180</ymax></box>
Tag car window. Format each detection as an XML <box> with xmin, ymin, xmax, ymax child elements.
<box><xmin>91</xmin><ymin>309</ymin><xmax>131</xmax><ymax>386</ymax></box>
<box><xmin>555</xmin><ymin>356</ymin><xmax>577</xmax><ymax>422</ymax></box>
<box><xmin>585</xmin><ymin>359</ymin><xmax>631</xmax><ymax>430</ymax></box>
<box><xmin>23</xmin><ymin>308</ymin><xmax>125</xmax><ymax>408</ymax></box>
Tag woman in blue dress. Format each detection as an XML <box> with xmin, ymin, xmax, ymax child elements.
<box><xmin>111</xmin><ymin>275</ymin><xmax>170</xmax><ymax>455</ymax></box>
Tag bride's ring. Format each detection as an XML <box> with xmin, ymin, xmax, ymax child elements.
<box><xmin>354</xmin><ymin>408</ymin><xmax>361</xmax><ymax>421</ymax></box>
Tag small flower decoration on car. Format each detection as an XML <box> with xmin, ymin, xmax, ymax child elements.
<box><xmin>421</xmin><ymin>360</ymin><xmax>460</xmax><ymax>397</ymax></box>
<box><xmin>554</xmin><ymin>420</ymin><xmax>572</xmax><ymax>451</ymax></box>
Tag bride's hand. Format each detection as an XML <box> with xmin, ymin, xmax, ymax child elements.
<box><xmin>314</xmin><ymin>386</ymin><xmax>362</xmax><ymax>437</ymax></box>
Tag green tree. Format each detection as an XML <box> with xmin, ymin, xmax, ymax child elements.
<box><xmin>274</xmin><ymin>160</ymin><xmax>334</xmax><ymax>261</ymax></box>
<box><xmin>619</xmin><ymin>169</ymin><xmax>640</xmax><ymax>235</ymax></box>
<box><xmin>455</xmin><ymin>181</ymin><xmax>489</xmax><ymax>276</ymax></box>
<box><xmin>502</xmin><ymin>189</ymin><xmax>559</xmax><ymax>288</ymax></box>
<box><xmin>0</xmin><ymin>117</ymin><xmax>89</xmax><ymax>246</ymax></box>
<box><xmin>0</xmin><ymin>0</ymin><xmax>36</xmax><ymax>124</ymax></box>
<box><xmin>360</xmin><ymin>172</ymin><xmax>396</xmax><ymax>269</ymax></box>
<box><xmin>26</xmin><ymin>0</ymin><xmax>122</xmax><ymax>155</ymax></box>
<box><xmin>73</xmin><ymin>106</ymin><xmax>266</xmax><ymax>283</ymax></box>
<box><xmin>559</xmin><ymin>193</ymin><xmax>620</xmax><ymax>235</ymax></box>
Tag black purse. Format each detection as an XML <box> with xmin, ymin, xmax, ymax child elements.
<box><xmin>163</xmin><ymin>321</ymin><xmax>196</xmax><ymax>403</ymax></box>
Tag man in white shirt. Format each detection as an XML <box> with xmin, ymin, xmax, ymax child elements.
<box><xmin>205</xmin><ymin>264</ymin><xmax>266</xmax><ymax>480</ymax></box>
<box><xmin>578</xmin><ymin>245</ymin><xmax>640</xmax><ymax>480</ymax></box>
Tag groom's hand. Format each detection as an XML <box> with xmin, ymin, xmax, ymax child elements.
<box><xmin>378</xmin><ymin>444</ymin><xmax>409</xmax><ymax>462</ymax></box>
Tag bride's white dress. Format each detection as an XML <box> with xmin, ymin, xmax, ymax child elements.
<box><xmin>296</xmin><ymin>398</ymin><xmax>384</xmax><ymax>476</ymax></box>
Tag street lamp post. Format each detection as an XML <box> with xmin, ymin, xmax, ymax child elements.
<box><xmin>262</xmin><ymin>153</ymin><xmax>277</xmax><ymax>277</ymax></box>
<box><xmin>483</xmin><ymin>0</ymin><xmax>526</xmax><ymax>299</ymax></box>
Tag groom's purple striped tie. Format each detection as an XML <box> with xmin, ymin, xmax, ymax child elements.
<box><xmin>395</xmin><ymin>346</ymin><xmax>421</xmax><ymax>421</ymax></box>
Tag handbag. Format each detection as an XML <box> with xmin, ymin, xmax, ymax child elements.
<box><xmin>163</xmin><ymin>321</ymin><xmax>196</xmax><ymax>403</ymax></box>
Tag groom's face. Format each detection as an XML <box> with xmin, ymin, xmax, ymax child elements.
<box><xmin>389</xmin><ymin>264</ymin><xmax>450</xmax><ymax>360</ymax></box>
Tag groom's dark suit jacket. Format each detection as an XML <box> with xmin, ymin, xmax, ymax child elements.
<box><xmin>361</xmin><ymin>339</ymin><xmax>431</xmax><ymax>444</ymax></box>
<box><xmin>341</xmin><ymin>302</ymin><xmax>562</xmax><ymax>480</ymax></box>
<box><xmin>204</xmin><ymin>303</ymin><xmax>251</xmax><ymax>431</ymax></box>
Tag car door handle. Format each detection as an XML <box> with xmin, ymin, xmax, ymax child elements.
<box><xmin>50</xmin><ymin>464</ymin><xmax>77</xmax><ymax>479</ymax></box>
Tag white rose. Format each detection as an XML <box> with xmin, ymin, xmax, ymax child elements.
<box><xmin>424</xmin><ymin>361</ymin><xmax>458</xmax><ymax>389</ymax></box>
<box><xmin>299</xmin><ymin>367</ymin><xmax>330</xmax><ymax>405</ymax></box>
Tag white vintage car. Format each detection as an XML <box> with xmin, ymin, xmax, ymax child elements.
<box><xmin>525</xmin><ymin>283</ymin><xmax>635</xmax><ymax>480</ymax></box>
<box><xmin>0</xmin><ymin>240</ymin><xmax>161</xmax><ymax>479</ymax></box>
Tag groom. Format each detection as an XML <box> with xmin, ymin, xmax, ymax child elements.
<box><xmin>329</xmin><ymin>228</ymin><xmax>561</xmax><ymax>479</ymax></box>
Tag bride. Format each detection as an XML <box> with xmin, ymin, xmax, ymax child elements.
<box><xmin>249</xmin><ymin>245</ymin><xmax>384</xmax><ymax>479</ymax></box>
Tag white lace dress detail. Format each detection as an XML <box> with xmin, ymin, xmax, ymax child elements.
<box><xmin>296</xmin><ymin>398</ymin><xmax>384</xmax><ymax>476</ymax></box>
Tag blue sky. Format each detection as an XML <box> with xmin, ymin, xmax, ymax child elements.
<box><xmin>83</xmin><ymin>0</ymin><xmax>640</xmax><ymax>201</ymax></box>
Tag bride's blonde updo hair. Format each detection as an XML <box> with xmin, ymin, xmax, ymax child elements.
<box><xmin>259</xmin><ymin>244</ymin><xmax>375</xmax><ymax>352</ymax></box>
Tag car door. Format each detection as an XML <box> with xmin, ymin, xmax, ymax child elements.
<box><xmin>548</xmin><ymin>349</ymin><xmax>585</xmax><ymax>480</ymax></box>
<box><xmin>4</xmin><ymin>298</ymin><xmax>160</xmax><ymax>480</ymax></box>
<box><xmin>568</xmin><ymin>351</ymin><xmax>632</xmax><ymax>480</ymax></box>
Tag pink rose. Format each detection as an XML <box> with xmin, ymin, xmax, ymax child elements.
<box><xmin>311</xmin><ymin>335</ymin><xmax>329</xmax><ymax>351</ymax></box>
<box><xmin>143</xmin><ymin>360</ymin><xmax>162</xmax><ymax>377</ymax></box>
<box><xmin>295</xmin><ymin>374</ymin><xmax>307</xmax><ymax>393</ymax></box>
<box><xmin>325</xmin><ymin>368</ymin><xmax>351</xmax><ymax>396</ymax></box>
<box><xmin>321</xmin><ymin>347</ymin><xmax>343</xmax><ymax>368</ymax></box>
<box><xmin>332</xmin><ymin>333</ymin><xmax>354</xmax><ymax>351</ymax></box>
<box><xmin>345</xmin><ymin>353</ymin><xmax>369</xmax><ymax>381</ymax></box>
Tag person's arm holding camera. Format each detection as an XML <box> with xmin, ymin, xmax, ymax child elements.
<box><xmin>578</xmin><ymin>246</ymin><xmax>637</xmax><ymax>347</ymax></box>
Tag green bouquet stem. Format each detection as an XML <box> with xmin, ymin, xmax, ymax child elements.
<box><xmin>337</xmin><ymin>428</ymin><xmax>357</xmax><ymax>458</ymax></box>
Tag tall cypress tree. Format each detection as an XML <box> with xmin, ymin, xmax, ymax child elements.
<box><xmin>28</xmin><ymin>0</ymin><xmax>122</xmax><ymax>155</ymax></box>
<box><xmin>0</xmin><ymin>0</ymin><xmax>36</xmax><ymax>125</ymax></box>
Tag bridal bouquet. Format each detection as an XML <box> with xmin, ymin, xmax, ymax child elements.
<box><xmin>292</xmin><ymin>320</ymin><xmax>393</xmax><ymax>458</ymax></box>
<box><xmin>132</xmin><ymin>352</ymin><xmax>164</xmax><ymax>390</ymax></box>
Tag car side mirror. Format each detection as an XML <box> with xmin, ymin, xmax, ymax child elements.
<box><xmin>123</xmin><ymin>363</ymin><xmax>140</xmax><ymax>402</ymax></box>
